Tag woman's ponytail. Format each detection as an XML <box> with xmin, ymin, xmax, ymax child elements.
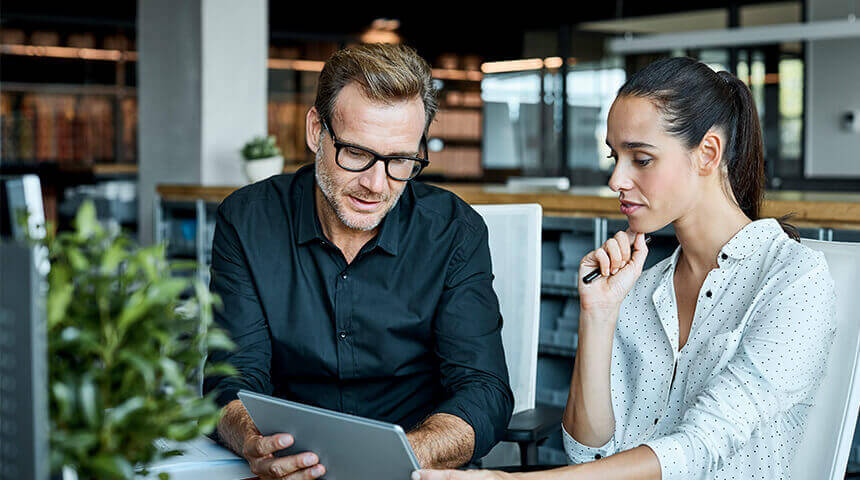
<box><xmin>718</xmin><ymin>71</ymin><xmax>800</xmax><ymax>241</ymax></box>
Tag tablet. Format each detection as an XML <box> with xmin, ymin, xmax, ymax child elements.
<box><xmin>238</xmin><ymin>390</ymin><xmax>420</xmax><ymax>480</ymax></box>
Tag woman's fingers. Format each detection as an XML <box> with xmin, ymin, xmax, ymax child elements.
<box><xmin>580</xmin><ymin>230</ymin><xmax>647</xmax><ymax>282</ymax></box>
<box><xmin>594</xmin><ymin>247</ymin><xmax>611</xmax><ymax>277</ymax></box>
<box><xmin>630</xmin><ymin>232</ymin><xmax>649</xmax><ymax>268</ymax></box>
<box><xmin>603</xmin><ymin>237</ymin><xmax>623</xmax><ymax>275</ymax></box>
<box><xmin>614</xmin><ymin>230</ymin><xmax>632</xmax><ymax>265</ymax></box>
<box><xmin>412</xmin><ymin>470</ymin><xmax>504</xmax><ymax>480</ymax></box>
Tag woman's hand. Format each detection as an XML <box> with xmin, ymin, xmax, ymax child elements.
<box><xmin>578</xmin><ymin>231</ymin><xmax>648</xmax><ymax>317</ymax></box>
<box><xmin>412</xmin><ymin>469</ymin><xmax>515</xmax><ymax>480</ymax></box>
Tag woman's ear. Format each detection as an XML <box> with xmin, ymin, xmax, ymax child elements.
<box><xmin>696</xmin><ymin>129</ymin><xmax>724</xmax><ymax>176</ymax></box>
<box><xmin>306</xmin><ymin>107</ymin><xmax>322</xmax><ymax>155</ymax></box>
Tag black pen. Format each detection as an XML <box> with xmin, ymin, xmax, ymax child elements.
<box><xmin>582</xmin><ymin>235</ymin><xmax>652</xmax><ymax>284</ymax></box>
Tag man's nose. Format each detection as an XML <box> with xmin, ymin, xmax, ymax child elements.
<box><xmin>358</xmin><ymin>161</ymin><xmax>388</xmax><ymax>193</ymax></box>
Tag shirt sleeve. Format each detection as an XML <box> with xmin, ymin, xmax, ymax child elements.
<box><xmin>430</xmin><ymin>218</ymin><xmax>515</xmax><ymax>462</ymax></box>
<box><xmin>563</xmin><ymin>423</ymin><xmax>617</xmax><ymax>464</ymax></box>
<box><xmin>202</xmin><ymin>201</ymin><xmax>275</xmax><ymax>408</ymax></box>
<box><xmin>643</xmin><ymin>255</ymin><xmax>837</xmax><ymax>480</ymax></box>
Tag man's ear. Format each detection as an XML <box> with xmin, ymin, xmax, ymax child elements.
<box><xmin>696</xmin><ymin>128</ymin><xmax>724</xmax><ymax>176</ymax></box>
<box><xmin>306</xmin><ymin>107</ymin><xmax>322</xmax><ymax>155</ymax></box>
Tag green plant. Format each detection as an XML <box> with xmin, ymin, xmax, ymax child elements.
<box><xmin>42</xmin><ymin>201</ymin><xmax>236</xmax><ymax>479</ymax></box>
<box><xmin>241</xmin><ymin>135</ymin><xmax>282</xmax><ymax>161</ymax></box>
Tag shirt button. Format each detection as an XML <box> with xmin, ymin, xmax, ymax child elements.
<box><xmin>338</xmin><ymin>331</ymin><xmax>348</xmax><ymax>340</ymax></box>
<box><xmin>706</xmin><ymin>290</ymin><xmax>713</xmax><ymax>298</ymax></box>
<box><xmin>721</xmin><ymin>253</ymin><xmax>728</xmax><ymax>260</ymax></box>
<box><xmin>594</xmin><ymin>454</ymin><xmax>602</xmax><ymax>460</ymax></box>
<box><xmin>341</xmin><ymin>273</ymin><xmax>348</xmax><ymax>280</ymax></box>
<box><xmin>654</xmin><ymin>418</ymin><xmax>659</xmax><ymax>425</ymax></box>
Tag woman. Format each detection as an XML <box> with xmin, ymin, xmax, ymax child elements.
<box><xmin>416</xmin><ymin>57</ymin><xmax>837</xmax><ymax>480</ymax></box>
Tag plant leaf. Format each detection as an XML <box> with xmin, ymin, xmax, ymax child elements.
<box><xmin>106</xmin><ymin>397</ymin><xmax>146</xmax><ymax>427</ymax></box>
<box><xmin>73</xmin><ymin>200</ymin><xmax>101</xmax><ymax>240</ymax></box>
<box><xmin>78</xmin><ymin>375</ymin><xmax>100</xmax><ymax>429</ymax></box>
<box><xmin>88</xmin><ymin>453</ymin><xmax>135</xmax><ymax>480</ymax></box>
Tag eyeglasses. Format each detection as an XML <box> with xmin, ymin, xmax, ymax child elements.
<box><xmin>321</xmin><ymin>118</ymin><xmax>429</xmax><ymax>181</ymax></box>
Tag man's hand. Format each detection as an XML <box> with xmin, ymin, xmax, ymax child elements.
<box><xmin>217</xmin><ymin>399</ymin><xmax>325</xmax><ymax>479</ymax></box>
<box><xmin>242</xmin><ymin>433</ymin><xmax>326</xmax><ymax>480</ymax></box>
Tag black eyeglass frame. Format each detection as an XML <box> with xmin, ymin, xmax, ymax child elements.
<box><xmin>320</xmin><ymin>117</ymin><xmax>430</xmax><ymax>181</ymax></box>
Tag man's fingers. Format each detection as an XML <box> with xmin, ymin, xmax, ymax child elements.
<box><xmin>257</xmin><ymin>452</ymin><xmax>319</xmax><ymax>478</ymax></box>
<box><xmin>245</xmin><ymin>433</ymin><xmax>293</xmax><ymax>459</ymax></box>
<box><xmin>263</xmin><ymin>434</ymin><xmax>293</xmax><ymax>456</ymax></box>
<box><xmin>284</xmin><ymin>464</ymin><xmax>326</xmax><ymax>480</ymax></box>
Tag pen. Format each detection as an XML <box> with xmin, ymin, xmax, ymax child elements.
<box><xmin>582</xmin><ymin>235</ymin><xmax>652</xmax><ymax>284</ymax></box>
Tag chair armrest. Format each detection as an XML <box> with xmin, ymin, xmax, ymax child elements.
<box><xmin>503</xmin><ymin>404</ymin><xmax>565</xmax><ymax>444</ymax></box>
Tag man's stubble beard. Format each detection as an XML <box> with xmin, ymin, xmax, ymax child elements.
<box><xmin>314</xmin><ymin>147</ymin><xmax>404</xmax><ymax>232</ymax></box>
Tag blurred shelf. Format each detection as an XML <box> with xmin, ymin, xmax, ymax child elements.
<box><xmin>61</xmin><ymin>163</ymin><xmax>138</xmax><ymax>176</ymax></box>
<box><xmin>542</xmin><ymin>269</ymin><xmax>578</xmax><ymax>290</ymax></box>
<box><xmin>540</xmin><ymin>286</ymin><xmax>578</xmax><ymax>297</ymax></box>
<box><xmin>536</xmin><ymin>388</ymin><xmax>568</xmax><ymax>409</ymax></box>
<box><xmin>538</xmin><ymin>344</ymin><xmax>576</xmax><ymax>358</ymax></box>
<box><xmin>430</xmin><ymin>138</ymin><xmax>482</xmax><ymax>147</ymax></box>
<box><xmin>0</xmin><ymin>44</ymin><xmax>137</xmax><ymax>61</ymax></box>
<box><xmin>1</xmin><ymin>162</ymin><xmax>137</xmax><ymax>176</ymax></box>
<box><xmin>0</xmin><ymin>81</ymin><xmax>136</xmax><ymax>96</ymax></box>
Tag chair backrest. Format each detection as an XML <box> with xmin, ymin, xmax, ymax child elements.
<box><xmin>471</xmin><ymin>204</ymin><xmax>542</xmax><ymax>414</ymax></box>
<box><xmin>791</xmin><ymin>239</ymin><xmax>860</xmax><ymax>480</ymax></box>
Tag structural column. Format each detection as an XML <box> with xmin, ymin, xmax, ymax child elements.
<box><xmin>138</xmin><ymin>0</ymin><xmax>268</xmax><ymax>243</ymax></box>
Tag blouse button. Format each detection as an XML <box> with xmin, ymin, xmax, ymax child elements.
<box><xmin>706</xmin><ymin>290</ymin><xmax>713</xmax><ymax>298</ymax></box>
<box><xmin>721</xmin><ymin>253</ymin><xmax>728</xmax><ymax>260</ymax></box>
<box><xmin>594</xmin><ymin>454</ymin><xmax>602</xmax><ymax>460</ymax></box>
<box><xmin>654</xmin><ymin>417</ymin><xmax>659</xmax><ymax>425</ymax></box>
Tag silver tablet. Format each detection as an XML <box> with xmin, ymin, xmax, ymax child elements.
<box><xmin>238</xmin><ymin>390</ymin><xmax>420</xmax><ymax>480</ymax></box>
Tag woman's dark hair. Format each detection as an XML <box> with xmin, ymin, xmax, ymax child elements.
<box><xmin>617</xmin><ymin>57</ymin><xmax>799</xmax><ymax>241</ymax></box>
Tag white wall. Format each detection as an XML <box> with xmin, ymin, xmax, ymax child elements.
<box><xmin>201</xmin><ymin>0</ymin><xmax>268</xmax><ymax>185</ymax></box>
<box><xmin>805</xmin><ymin>0</ymin><xmax>860</xmax><ymax>177</ymax></box>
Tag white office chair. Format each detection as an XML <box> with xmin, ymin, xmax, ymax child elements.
<box><xmin>791</xmin><ymin>239</ymin><xmax>860</xmax><ymax>480</ymax></box>
<box><xmin>471</xmin><ymin>204</ymin><xmax>546</xmax><ymax>467</ymax></box>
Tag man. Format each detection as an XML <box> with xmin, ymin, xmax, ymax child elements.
<box><xmin>203</xmin><ymin>43</ymin><xmax>513</xmax><ymax>480</ymax></box>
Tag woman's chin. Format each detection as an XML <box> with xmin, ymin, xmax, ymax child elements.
<box><xmin>627</xmin><ymin>217</ymin><xmax>669</xmax><ymax>235</ymax></box>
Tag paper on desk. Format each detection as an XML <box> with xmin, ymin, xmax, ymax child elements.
<box><xmin>145</xmin><ymin>437</ymin><xmax>255</xmax><ymax>479</ymax></box>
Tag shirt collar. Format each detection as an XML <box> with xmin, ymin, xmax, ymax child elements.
<box><xmin>294</xmin><ymin>164</ymin><xmax>401</xmax><ymax>256</ymax></box>
<box><xmin>659</xmin><ymin>217</ymin><xmax>783</xmax><ymax>274</ymax></box>
<box><xmin>719</xmin><ymin>218</ymin><xmax>783</xmax><ymax>260</ymax></box>
<box><xmin>295</xmin><ymin>165</ymin><xmax>323</xmax><ymax>245</ymax></box>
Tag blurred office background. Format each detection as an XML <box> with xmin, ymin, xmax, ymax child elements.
<box><xmin>2</xmin><ymin>1</ymin><xmax>859</xmax><ymax>241</ymax></box>
<box><xmin>2</xmin><ymin>0</ymin><xmax>860</xmax><ymax>471</ymax></box>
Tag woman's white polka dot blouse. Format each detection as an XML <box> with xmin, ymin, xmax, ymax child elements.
<box><xmin>563</xmin><ymin>218</ymin><xmax>837</xmax><ymax>480</ymax></box>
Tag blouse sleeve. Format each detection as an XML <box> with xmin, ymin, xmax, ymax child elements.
<box><xmin>563</xmin><ymin>423</ymin><xmax>617</xmax><ymax>464</ymax></box>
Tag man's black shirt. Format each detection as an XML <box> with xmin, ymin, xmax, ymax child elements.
<box><xmin>203</xmin><ymin>165</ymin><xmax>513</xmax><ymax>460</ymax></box>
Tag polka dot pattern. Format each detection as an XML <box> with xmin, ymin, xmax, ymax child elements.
<box><xmin>563</xmin><ymin>219</ymin><xmax>837</xmax><ymax>480</ymax></box>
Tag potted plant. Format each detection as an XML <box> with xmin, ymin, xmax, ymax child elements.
<box><xmin>241</xmin><ymin>135</ymin><xmax>284</xmax><ymax>183</ymax></box>
<box><xmin>41</xmin><ymin>201</ymin><xmax>236</xmax><ymax>479</ymax></box>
